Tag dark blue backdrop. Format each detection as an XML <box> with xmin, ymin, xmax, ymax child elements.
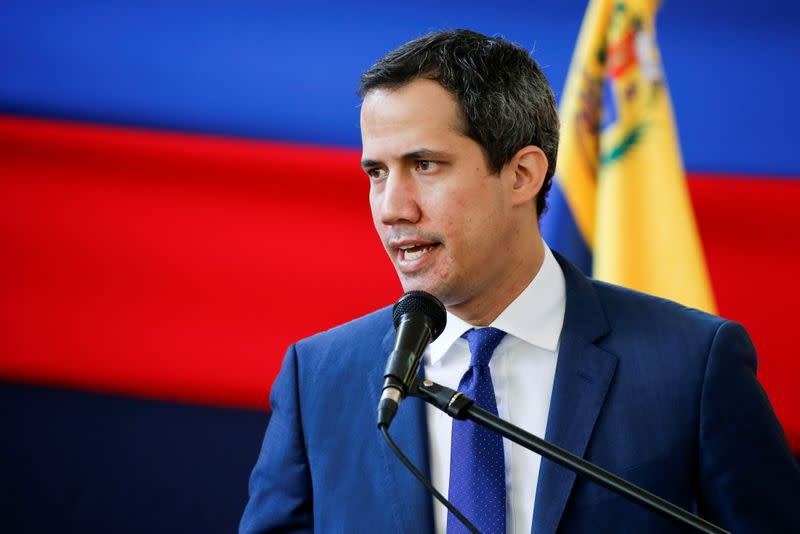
<box><xmin>2</xmin><ymin>0</ymin><xmax>799</xmax><ymax>175</ymax></box>
<box><xmin>0</xmin><ymin>382</ymin><xmax>268</xmax><ymax>533</ymax></box>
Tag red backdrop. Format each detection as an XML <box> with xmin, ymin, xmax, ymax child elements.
<box><xmin>1</xmin><ymin>115</ymin><xmax>798</xmax><ymax>450</ymax></box>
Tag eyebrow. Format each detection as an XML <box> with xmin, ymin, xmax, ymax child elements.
<box><xmin>360</xmin><ymin>148</ymin><xmax>454</xmax><ymax>170</ymax></box>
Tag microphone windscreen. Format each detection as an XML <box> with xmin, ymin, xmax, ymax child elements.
<box><xmin>392</xmin><ymin>290</ymin><xmax>447</xmax><ymax>341</ymax></box>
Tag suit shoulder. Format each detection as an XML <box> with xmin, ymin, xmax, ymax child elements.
<box><xmin>294</xmin><ymin>305</ymin><xmax>394</xmax><ymax>353</ymax></box>
<box><xmin>284</xmin><ymin>306</ymin><xmax>394</xmax><ymax>401</ymax></box>
<box><xmin>591</xmin><ymin>278</ymin><xmax>726</xmax><ymax>332</ymax></box>
<box><xmin>588</xmin><ymin>280</ymin><xmax>741</xmax><ymax>366</ymax></box>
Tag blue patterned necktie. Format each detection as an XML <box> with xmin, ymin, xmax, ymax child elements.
<box><xmin>447</xmin><ymin>327</ymin><xmax>507</xmax><ymax>534</ymax></box>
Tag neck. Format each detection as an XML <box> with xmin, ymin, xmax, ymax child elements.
<box><xmin>447</xmin><ymin>236</ymin><xmax>545</xmax><ymax>326</ymax></box>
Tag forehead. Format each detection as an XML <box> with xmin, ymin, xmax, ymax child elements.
<box><xmin>360</xmin><ymin>79</ymin><xmax>467</xmax><ymax>156</ymax></box>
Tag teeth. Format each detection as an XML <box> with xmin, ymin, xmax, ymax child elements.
<box><xmin>404</xmin><ymin>246</ymin><xmax>432</xmax><ymax>261</ymax></box>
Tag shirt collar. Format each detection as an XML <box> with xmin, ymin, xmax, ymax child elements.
<box><xmin>427</xmin><ymin>243</ymin><xmax>566</xmax><ymax>365</ymax></box>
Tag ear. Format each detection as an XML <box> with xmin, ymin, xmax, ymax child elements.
<box><xmin>508</xmin><ymin>145</ymin><xmax>548</xmax><ymax>208</ymax></box>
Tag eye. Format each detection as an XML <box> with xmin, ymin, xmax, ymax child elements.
<box><xmin>416</xmin><ymin>160</ymin><xmax>438</xmax><ymax>172</ymax></box>
<box><xmin>366</xmin><ymin>167</ymin><xmax>388</xmax><ymax>182</ymax></box>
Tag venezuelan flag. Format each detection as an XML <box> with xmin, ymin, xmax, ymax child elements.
<box><xmin>542</xmin><ymin>0</ymin><xmax>716</xmax><ymax>313</ymax></box>
<box><xmin>2</xmin><ymin>2</ymin><xmax>799</xmax><ymax>532</ymax></box>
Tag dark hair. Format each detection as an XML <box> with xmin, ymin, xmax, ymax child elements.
<box><xmin>359</xmin><ymin>29</ymin><xmax>559</xmax><ymax>217</ymax></box>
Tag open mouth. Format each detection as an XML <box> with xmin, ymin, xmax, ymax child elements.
<box><xmin>398</xmin><ymin>243</ymin><xmax>440</xmax><ymax>262</ymax></box>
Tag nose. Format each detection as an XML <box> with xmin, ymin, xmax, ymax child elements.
<box><xmin>376</xmin><ymin>171</ymin><xmax>422</xmax><ymax>226</ymax></box>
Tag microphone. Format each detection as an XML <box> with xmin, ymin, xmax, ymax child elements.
<box><xmin>377</xmin><ymin>290</ymin><xmax>446</xmax><ymax>428</ymax></box>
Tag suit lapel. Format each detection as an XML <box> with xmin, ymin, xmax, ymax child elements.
<box><xmin>366</xmin><ymin>326</ymin><xmax>433</xmax><ymax>534</ymax></box>
<box><xmin>532</xmin><ymin>253</ymin><xmax>618</xmax><ymax>534</ymax></box>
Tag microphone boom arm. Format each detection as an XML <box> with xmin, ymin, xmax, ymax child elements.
<box><xmin>409</xmin><ymin>378</ymin><xmax>729</xmax><ymax>534</ymax></box>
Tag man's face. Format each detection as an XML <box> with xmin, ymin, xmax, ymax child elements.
<box><xmin>360</xmin><ymin>79</ymin><xmax>518</xmax><ymax>312</ymax></box>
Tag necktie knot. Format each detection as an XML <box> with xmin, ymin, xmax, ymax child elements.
<box><xmin>461</xmin><ymin>327</ymin><xmax>506</xmax><ymax>367</ymax></box>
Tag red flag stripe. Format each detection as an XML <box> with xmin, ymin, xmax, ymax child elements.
<box><xmin>1</xmin><ymin>115</ymin><xmax>798</xmax><ymax>449</ymax></box>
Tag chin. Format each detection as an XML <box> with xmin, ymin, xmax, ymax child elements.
<box><xmin>398</xmin><ymin>280</ymin><xmax>452</xmax><ymax>307</ymax></box>
<box><xmin>399</xmin><ymin>277</ymin><xmax>436</xmax><ymax>296</ymax></box>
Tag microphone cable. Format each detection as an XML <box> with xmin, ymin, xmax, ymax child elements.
<box><xmin>379</xmin><ymin>424</ymin><xmax>479</xmax><ymax>534</ymax></box>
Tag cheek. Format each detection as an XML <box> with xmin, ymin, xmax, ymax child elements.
<box><xmin>436</xmin><ymin>190</ymin><xmax>469</xmax><ymax>228</ymax></box>
<box><xmin>435</xmin><ymin>251</ymin><xmax>455</xmax><ymax>272</ymax></box>
<box><xmin>369</xmin><ymin>207</ymin><xmax>388</xmax><ymax>248</ymax></box>
<box><xmin>452</xmin><ymin>200</ymin><xmax>501</xmax><ymax>263</ymax></box>
<box><xmin>368</xmin><ymin>192</ymin><xmax>382</xmax><ymax>225</ymax></box>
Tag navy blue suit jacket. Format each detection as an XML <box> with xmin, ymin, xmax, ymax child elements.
<box><xmin>240</xmin><ymin>254</ymin><xmax>800</xmax><ymax>533</ymax></box>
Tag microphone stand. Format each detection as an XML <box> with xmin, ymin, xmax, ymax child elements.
<box><xmin>409</xmin><ymin>378</ymin><xmax>729</xmax><ymax>534</ymax></box>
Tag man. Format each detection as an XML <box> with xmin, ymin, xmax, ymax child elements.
<box><xmin>241</xmin><ymin>30</ymin><xmax>800</xmax><ymax>533</ymax></box>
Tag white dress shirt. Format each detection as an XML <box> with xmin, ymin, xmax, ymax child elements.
<box><xmin>424</xmin><ymin>243</ymin><xmax>566</xmax><ymax>534</ymax></box>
